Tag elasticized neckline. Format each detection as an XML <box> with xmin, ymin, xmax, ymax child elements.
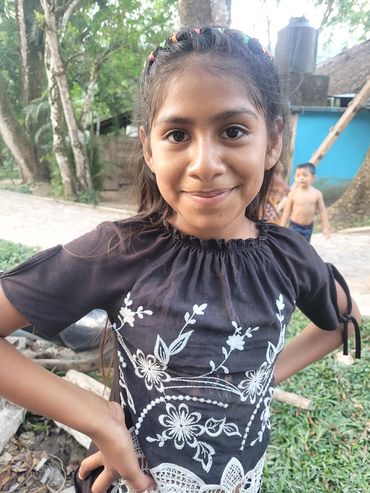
<box><xmin>160</xmin><ymin>219</ymin><xmax>270</xmax><ymax>252</ymax></box>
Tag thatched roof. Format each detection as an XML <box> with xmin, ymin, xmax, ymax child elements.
<box><xmin>316</xmin><ymin>39</ymin><xmax>370</xmax><ymax>95</ymax></box>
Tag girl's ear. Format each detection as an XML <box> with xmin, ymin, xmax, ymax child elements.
<box><xmin>265</xmin><ymin>118</ymin><xmax>283</xmax><ymax>171</ymax></box>
<box><xmin>139</xmin><ymin>126</ymin><xmax>154</xmax><ymax>171</ymax></box>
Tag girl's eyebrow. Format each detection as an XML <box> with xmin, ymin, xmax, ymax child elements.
<box><xmin>155</xmin><ymin>108</ymin><xmax>258</xmax><ymax>126</ymax></box>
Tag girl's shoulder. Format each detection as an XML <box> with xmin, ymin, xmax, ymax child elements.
<box><xmin>259</xmin><ymin>221</ymin><xmax>326</xmax><ymax>274</ymax></box>
<box><xmin>62</xmin><ymin>214</ymin><xmax>151</xmax><ymax>257</ymax></box>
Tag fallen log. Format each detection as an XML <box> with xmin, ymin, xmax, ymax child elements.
<box><xmin>33</xmin><ymin>356</ymin><xmax>100</xmax><ymax>372</ymax></box>
<box><xmin>53</xmin><ymin>370</ymin><xmax>109</xmax><ymax>449</ymax></box>
<box><xmin>273</xmin><ymin>388</ymin><xmax>312</xmax><ymax>409</ymax></box>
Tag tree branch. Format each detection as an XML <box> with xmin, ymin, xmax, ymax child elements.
<box><xmin>319</xmin><ymin>0</ymin><xmax>336</xmax><ymax>31</ymax></box>
<box><xmin>79</xmin><ymin>44</ymin><xmax>122</xmax><ymax>128</ymax></box>
<box><xmin>60</xmin><ymin>0</ymin><xmax>83</xmax><ymax>30</ymax></box>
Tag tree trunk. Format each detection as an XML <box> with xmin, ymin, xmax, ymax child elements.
<box><xmin>329</xmin><ymin>146</ymin><xmax>370</xmax><ymax>227</ymax></box>
<box><xmin>178</xmin><ymin>0</ymin><xmax>231</xmax><ymax>28</ymax></box>
<box><xmin>17</xmin><ymin>0</ymin><xmax>50</xmax><ymax>181</ymax></box>
<box><xmin>0</xmin><ymin>78</ymin><xmax>36</xmax><ymax>184</ymax></box>
<box><xmin>15</xmin><ymin>0</ymin><xmax>30</xmax><ymax>105</ymax></box>
<box><xmin>44</xmin><ymin>44</ymin><xmax>76</xmax><ymax>199</ymax></box>
<box><xmin>40</xmin><ymin>0</ymin><xmax>93</xmax><ymax>193</ymax></box>
<box><xmin>210</xmin><ymin>0</ymin><xmax>231</xmax><ymax>27</ymax></box>
<box><xmin>79</xmin><ymin>63</ymin><xmax>98</xmax><ymax>129</ymax></box>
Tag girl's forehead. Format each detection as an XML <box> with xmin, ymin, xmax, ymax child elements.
<box><xmin>154</xmin><ymin>63</ymin><xmax>261</xmax><ymax>121</ymax></box>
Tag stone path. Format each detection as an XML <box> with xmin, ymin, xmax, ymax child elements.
<box><xmin>1</xmin><ymin>189</ymin><xmax>369</xmax><ymax>317</ymax></box>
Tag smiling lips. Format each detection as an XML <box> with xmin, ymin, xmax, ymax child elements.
<box><xmin>186</xmin><ymin>188</ymin><xmax>234</xmax><ymax>204</ymax></box>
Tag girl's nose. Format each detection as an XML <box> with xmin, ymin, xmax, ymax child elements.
<box><xmin>187</xmin><ymin>138</ymin><xmax>225</xmax><ymax>181</ymax></box>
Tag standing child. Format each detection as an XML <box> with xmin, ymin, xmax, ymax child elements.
<box><xmin>0</xmin><ymin>27</ymin><xmax>361</xmax><ymax>493</ymax></box>
<box><xmin>281</xmin><ymin>162</ymin><xmax>330</xmax><ymax>241</ymax></box>
<box><xmin>263</xmin><ymin>161</ymin><xmax>290</xmax><ymax>224</ymax></box>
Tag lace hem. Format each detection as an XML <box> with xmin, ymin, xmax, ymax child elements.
<box><xmin>112</xmin><ymin>454</ymin><xmax>264</xmax><ymax>493</ymax></box>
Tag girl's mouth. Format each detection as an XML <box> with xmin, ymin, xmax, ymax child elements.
<box><xmin>186</xmin><ymin>188</ymin><xmax>234</xmax><ymax>203</ymax></box>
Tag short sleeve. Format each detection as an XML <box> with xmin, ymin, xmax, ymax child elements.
<box><xmin>0</xmin><ymin>222</ymin><xmax>127</xmax><ymax>338</ymax></box>
<box><xmin>267</xmin><ymin>226</ymin><xmax>340</xmax><ymax>329</ymax></box>
<box><xmin>266</xmin><ymin>225</ymin><xmax>361</xmax><ymax>358</ymax></box>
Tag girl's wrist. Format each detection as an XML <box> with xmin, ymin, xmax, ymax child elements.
<box><xmin>87</xmin><ymin>399</ymin><xmax>125</xmax><ymax>443</ymax></box>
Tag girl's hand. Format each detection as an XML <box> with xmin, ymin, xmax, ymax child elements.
<box><xmin>78</xmin><ymin>401</ymin><xmax>156</xmax><ymax>493</ymax></box>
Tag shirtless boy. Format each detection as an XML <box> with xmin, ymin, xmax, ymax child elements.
<box><xmin>281</xmin><ymin>162</ymin><xmax>330</xmax><ymax>241</ymax></box>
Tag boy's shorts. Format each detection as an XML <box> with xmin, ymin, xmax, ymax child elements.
<box><xmin>289</xmin><ymin>220</ymin><xmax>313</xmax><ymax>242</ymax></box>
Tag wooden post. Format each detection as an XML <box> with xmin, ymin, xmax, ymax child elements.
<box><xmin>310</xmin><ymin>78</ymin><xmax>370</xmax><ymax>165</ymax></box>
<box><xmin>286</xmin><ymin>113</ymin><xmax>298</xmax><ymax>181</ymax></box>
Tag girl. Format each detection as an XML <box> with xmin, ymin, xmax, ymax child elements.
<box><xmin>0</xmin><ymin>27</ymin><xmax>361</xmax><ymax>493</ymax></box>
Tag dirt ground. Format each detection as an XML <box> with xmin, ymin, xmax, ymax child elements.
<box><xmin>0</xmin><ymin>414</ymin><xmax>86</xmax><ymax>492</ymax></box>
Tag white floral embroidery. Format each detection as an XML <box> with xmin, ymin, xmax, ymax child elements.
<box><xmin>238</xmin><ymin>362</ymin><xmax>273</xmax><ymax>403</ymax></box>
<box><xmin>113</xmin><ymin>292</ymin><xmax>288</xmax><ymax>481</ymax></box>
<box><xmin>250</xmin><ymin>387</ymin><xmax>274</xmax><ymax>447</ymax></box>
<box><xmin>147</xmin><ymin>403</ymin><xmax>240</xmax><ymax>472</ymax></box>
<box><xmin>226</xmin><ymin>333</ymin><xmax>245</xmax><ymax>351</ymax></box>
<box><xmin>113</xmin><ymin>292</ymin><xmax>153</xmax><ymax>330</ymax></box>
<box><xmin>158</xmin><ymin>403</ymin><xmax>204</xmax><ymax>449</ymax></box>
<box><xmin>242</xmin><ymin>294</ymin><xmax>287</xmax><ymax>448</ymax></box>
<box><xmin>133</xmin><ymin>349</ymin><xmax>170</xmax><ymax>392</ymax></box>
<box><xmin>206</xmin><ymin>321</ymin><xmax>260</xmax><ymax>377</ymax></box>
<box><xmin>112</xmin><ymin>453</ymin><xmax>265</xmax><ymax>493</ymax></box>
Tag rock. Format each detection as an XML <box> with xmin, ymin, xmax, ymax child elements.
<box><xmin>336</xmin><ymin>352</ymin><xmax>355</xmax><ymax>366</ymax></box>
<box><xmin>0</xmin><ymin>399</ymin><xmax>26</xmax><ymax>454</ymax></box>
<box><xmin>53</xmin><ymin>370</ymin><xmax>110</xmax><ymax>449</ymax></box>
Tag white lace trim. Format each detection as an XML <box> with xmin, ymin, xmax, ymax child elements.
<box><xmin>113</xmin><ymin>454</ymin><xmax>264</xmax><ymax>493</ymax></box>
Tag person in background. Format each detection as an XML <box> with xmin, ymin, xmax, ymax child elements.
<box><xmin>263</xmin><ymin>161</ymin><xmax>290</xmax><ymax>224</ymax></box>
<box><xmin>281</xmin><ymin>162</ymin><xmax>330</xmax><ymax>241</ymax></box>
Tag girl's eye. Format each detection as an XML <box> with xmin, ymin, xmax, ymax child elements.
<box><xmin>167</xmin><ymin>130</ymin><xmax>188</xmax><ymax>143</ymax></box>
<box><xmin>222</xmin><ymin>127</ymin><xmax>245</xmax><ymax>139</ymax></box>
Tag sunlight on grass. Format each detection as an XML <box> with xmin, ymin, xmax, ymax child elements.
<box><xmin>263</xmin><ymin>311</ymin><xmax>369</xmax><ymax>492</ymax></box>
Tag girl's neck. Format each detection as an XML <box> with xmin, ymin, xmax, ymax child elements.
<box><xmin>167</xmin><ymin>214</ymin><xmax>258</xmax><ymax>241</ymax></box>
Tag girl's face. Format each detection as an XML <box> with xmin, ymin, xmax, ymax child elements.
<box><xmin>141</xmin><ymin>65</ymin><xmax>282</xmax><ymax>240</ymax></box>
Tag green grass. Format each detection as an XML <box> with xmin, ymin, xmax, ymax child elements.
<box><xmin>263</xmin><ymin>311</ymin><xmax>369</xmax><ymax>492</ymax></box>
<box><xmin>0</xmin><ymin>240</ymin><xmax>39</xmax><ymax>271</ymax></box>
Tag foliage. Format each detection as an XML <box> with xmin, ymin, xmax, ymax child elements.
<box><xmin>315</xmin><ymin>0</ymin><xmax>370</xmax><ymax>40</ymax></box>
<box><xmin>0</xmin><ymin>0</ymin><xmax>177</xmax><ymax>194</ymax></box>
<box><xmin>76</xmin><ymin>189</ymin><xmax>100</xmax><ymax>205</ymax></box>
<box><xmin>0</xmin><ymin>145</ymin><xmax>20</xmax><ymax>180</ymax></box>
<box><xmin>0</xmin><ymin>240</ymin><xmax>39</xmax><ymax>271</ymax></box>
<box><xmin>2</xmin><ymin>183</ymin><xmax>32</xmax><ymax>194</ymax></box>
<box><xmin>263</xmin><ymin>310</ymin><xmax>369</xmax><ymax>492</ymax></box>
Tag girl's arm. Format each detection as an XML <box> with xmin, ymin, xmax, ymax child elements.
<box><xmin>274</xmin><ymin>280</ymin><xmax>361</xmax><ymax>384</ymax></box>
<box><xmin>0</xmin><ymin>286</ymin><xmax>155</xmax><ymax>493</ymax></box>
<box><xmin>280</xmin><ymin>192</ymin><xmax>293</xmax><ymax>227</ymax></box>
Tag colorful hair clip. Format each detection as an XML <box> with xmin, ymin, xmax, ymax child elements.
<box><xmin>148</xmin><ymin>52</ymin><xmax>156</xmax><ymax>63</ymax></box>
<box><xmin>243</xmin><ymin>34</ymin><xmax>250</xmax><ymax>45</ymax></box>
<box><xmin>263</xmin><ymin>48</ymin><xmax>273</xmax><ymax>60</ymax></box>
<box><xmin>193</xmin><ymin>28</ymin><xmax>201</xmax><ymax>34</ymax></box>
<box><xmin>159</xmin><ymin>40</ymin><xmax>167</xmax><ymax>49</ymax></box>
<box><xmin>170</xmin><ymin>33</ymin><xmax>178</xmax><ymax>44</ymax></box>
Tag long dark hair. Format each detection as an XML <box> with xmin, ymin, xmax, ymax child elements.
<box><xmin>131</xmin><ymin>26</ymin><xmax>286</xmax><ymax>226</ymax></box>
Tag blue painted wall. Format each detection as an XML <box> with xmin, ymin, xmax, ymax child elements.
<box><xmin>291</xmin><ymin>108</ymin><xmax>370</xmax><ymax>201</ymax></box>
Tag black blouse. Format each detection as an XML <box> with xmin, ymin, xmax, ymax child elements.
<box><xmin>1</xmin><ymin>218</ymin><xmax>359</xmax><ymax>493</ymax></box>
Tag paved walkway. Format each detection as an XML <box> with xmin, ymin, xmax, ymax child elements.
<box><xmin>1</xmin><ymin>189</ymin><xmax>369</xmax><ymax>317</ymax></box>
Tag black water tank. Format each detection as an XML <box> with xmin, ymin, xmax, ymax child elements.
<box><xmin>275</xmin><ymin>17</ymin><xmax>318</xmax><ymax>75</ymax></box>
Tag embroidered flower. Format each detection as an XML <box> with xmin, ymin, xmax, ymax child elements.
<box><xmin>226</xmin><ymin>333</ymin><xmax>245</xmax><ymax>351</ymax></box>
<box><xmin>119</xmin><ymin>306</ymin><xmax>136</xmax><ymax>327</ymax></box>
<box><xmin>238</xmin><ymin>365</ymin><xmax>270</xmax><ymax>403</ymax></box>
<box><xmin>133</xmin><ymin>350</ymin><xmax>169</xmax><ymax>391</ymax></box>
<box><xmin>159</xmin><ymin>403</ymin><xmax>205</xmax><ymax>450</ymax></box>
